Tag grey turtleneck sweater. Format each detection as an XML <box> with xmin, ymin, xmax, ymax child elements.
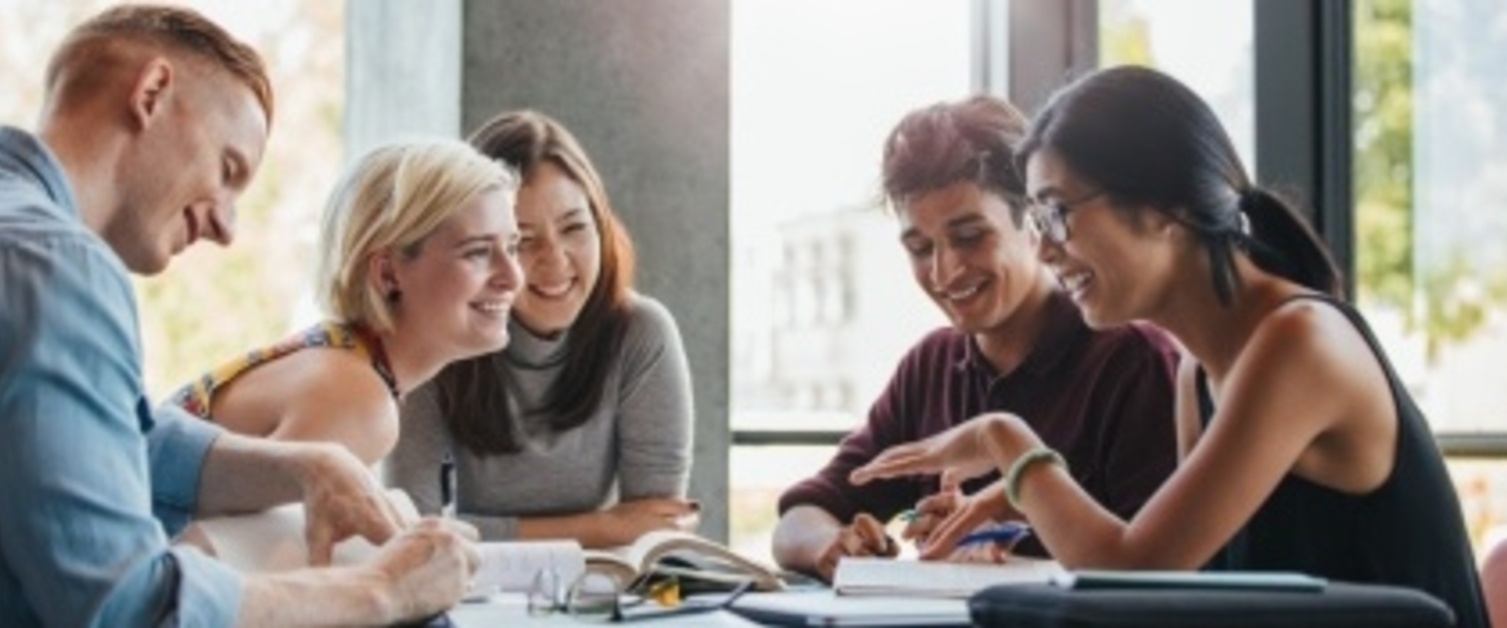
<box><xmin>384</xmin><ymin>292</ymin><xmax>694</xmax><ymax>540</ymax></box>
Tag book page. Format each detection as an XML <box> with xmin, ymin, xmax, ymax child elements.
<box><xmin>600</xmin><ymin>530</ymin><xmax>784</xmax><ymax>592</ymax></box>
<box><xmin>473</xmin><ymin>540</ymin><xmax>586</xmax><ymax>593</ymax></box>
<box><xmin>833</xmin><ymin>557</ymin><xmax>1064</xmax><ymax>598</ymax></box>
<box><xmin>620</xmin><ymin>529</ymin><xmax>703</xmax><ymax>568</ymax></box>
<box><xmin>582</xmin><ymin>546</ymin><xmax>639</xmax><ymax>586</ymax></box>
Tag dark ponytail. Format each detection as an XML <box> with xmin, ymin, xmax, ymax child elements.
<box><xmin>1239</xmin><ymin>188</ymin><xmax>1343</xmax><ymax>298</ymax></box>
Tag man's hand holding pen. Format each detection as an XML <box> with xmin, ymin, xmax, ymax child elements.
<box><xmin>814</xmin><ymin>512</ymin><xmax>899</xmax><ymax>582</ymax></box>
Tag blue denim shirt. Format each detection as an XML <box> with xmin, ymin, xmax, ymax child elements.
<box><xmin>0</xmin><ymin>126</ymin><xmax>241</xmax><ymax>626</ymax></box>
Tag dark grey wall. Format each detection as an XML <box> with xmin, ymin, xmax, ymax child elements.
<box><xmin>348</xmin><ymin>0</ymin><xmax>732</xmax><ymax>542</ymax></box>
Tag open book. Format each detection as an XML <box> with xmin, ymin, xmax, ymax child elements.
<box><xmin>833</xmin><ymin>556</ymin><xmax>1064</xmax><ymax>598</ymax></box>
<box><xmin>583</xmin><ymin>529</ymin><xmax>786</xmax><ymax>593</ymax></box>
<box><xmin>188</xmin><ymin>495</ymin><xmax>783</xmax><ymax>594</ymax></box>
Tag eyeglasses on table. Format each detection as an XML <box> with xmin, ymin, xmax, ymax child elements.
<box><xmin>526</xmin><ymin>566</ymin><xmax>754</xmax><ymax>623</ymax></box>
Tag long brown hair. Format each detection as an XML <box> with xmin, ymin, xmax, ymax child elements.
<box><xmin>434</xmin><ymin>110</ymin><xmax>636</xmax><ymax>454</ymax></box>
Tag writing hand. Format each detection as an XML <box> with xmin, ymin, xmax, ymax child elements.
<box><xmin>815</xmin><ymin>512</ymin><xmax>898</xmax><ymax>583</ymax></box>
<box><xmin>367</xmin><ymin>517</ymin><xmax>480</xmax><ymax>623</ymax></box>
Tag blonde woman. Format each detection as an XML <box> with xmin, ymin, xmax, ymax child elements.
<box><xmin>169</xmin><ymin>139</ymin><xmax>523</xmax><ymax>465</ymax></box>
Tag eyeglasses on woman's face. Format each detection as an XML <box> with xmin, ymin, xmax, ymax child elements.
<box><xmin>526</xmin><ymin>566</ymin><xmax>753</xmax><ymax>623</ymax></box>
<box><xmin>1025</xmin><ymin>190</ymin><xmax>1104</xmax><ymax>245</ymax></box>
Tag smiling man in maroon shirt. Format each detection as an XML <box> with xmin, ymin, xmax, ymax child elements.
<box><xmin>771</xmin><ymin>95</ymin><xmax>1180</xmax><ymax>582</ymax></box>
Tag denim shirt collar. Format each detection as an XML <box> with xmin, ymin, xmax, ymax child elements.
<box><xmin>0</xmin><ymin>125</ymin><xmax>81</xmax><ymax>222</ymax></box>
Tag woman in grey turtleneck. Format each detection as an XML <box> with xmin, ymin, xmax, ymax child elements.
<box><xmin>385</xmin><ymin>110</ymin><xmax>695</xmax><ymax>548</ymax></box>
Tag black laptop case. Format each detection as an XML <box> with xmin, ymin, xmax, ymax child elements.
<box><xmin>968</xmin><ymin>581</ymin><xmax>1455</xmax><ymax>627</ymax></box>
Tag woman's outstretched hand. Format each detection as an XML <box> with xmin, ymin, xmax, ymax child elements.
<box><xmin>849</xmin><ymin>412</ymin><xmax>1033</xmax><ymax>487</ymax></box>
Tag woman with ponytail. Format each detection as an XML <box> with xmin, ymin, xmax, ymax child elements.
<box><xmin>851</xmin><ymin>66</ymin><xmax>1486</xmax><ymax>626</ymax></box>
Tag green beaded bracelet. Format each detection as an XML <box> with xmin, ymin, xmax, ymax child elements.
<box><xmin>1005</xmin><ymin>447</ymin><xmax>1067</xmax><ymax>510</ymax></box>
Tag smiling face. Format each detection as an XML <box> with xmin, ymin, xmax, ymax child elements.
<box><xmin>109</xmin><ymin>66</ymin><xmax>268</xmax><ymax>274</ymax></box>
<box><xmin>388</xmin><ymin>186</ymin><xmax>522</xmax><ymax>359</ymax></box>
<box><xmin>1026</xmin><ymin>148</ymin><xmax>1179</xmax><ymax>328</ymax></box>
<box><xmin>512</xmin><ymin>161</ymin><xmax>602</xmax><ymax>336</ymax></box>
<box><xmin>897</xmin><ymin>181</ymin><xmax>1043</xmax><ymax>334</ymax></box>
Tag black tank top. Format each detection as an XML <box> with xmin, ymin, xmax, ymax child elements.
<box><xmin>1196</xmin><ymin>293</ymin><xmax>1487</xmax><ymax>627</ymax></box>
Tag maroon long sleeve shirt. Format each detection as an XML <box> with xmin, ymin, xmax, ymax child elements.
<box><xmin>779</xmin><ymin>291</ymin><xmax>1180</xmax><ymax>536</ymax></box>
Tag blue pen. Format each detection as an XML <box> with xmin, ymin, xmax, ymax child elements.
<box><xmin>955</xmin><ymin>521</ymin><xmax>1032</xmax><ymax>548</ymax></box>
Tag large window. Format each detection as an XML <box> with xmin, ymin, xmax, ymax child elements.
<box><xmin>728</xmin><ymin>0</ymin><xmax>971</xmax><ymax>559</ymax></box>
<box><xmin>1353</xmin><ymin>0</ymin><xmax>1507</xmax><ymax>551</ymax></box>
<box><xmin>1354</xmin><ymin>0</ymin><xmax>1507</xmax><ymax>433</ymax></box>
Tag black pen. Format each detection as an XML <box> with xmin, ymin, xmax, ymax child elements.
<box><xmin>440</xmin><ymin>452</ymin><xmax>456</xmax><ymax>519</ymax></box>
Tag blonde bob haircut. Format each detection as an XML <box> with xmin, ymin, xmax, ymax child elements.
<box><xmin>315</xmin><ymin>139</ymin><xmax>519</xmax><ymax>333</ymax></box>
